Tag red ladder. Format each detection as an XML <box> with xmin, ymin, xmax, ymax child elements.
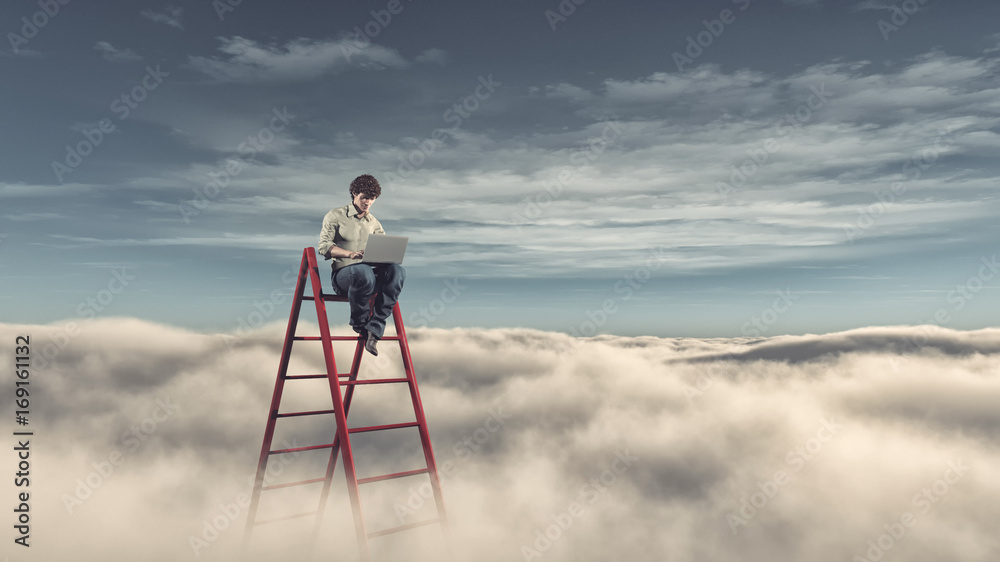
<box><xmin>242</xmin><ymin>247</ymin><xmax>449</xmax><ymax>560</ymax></box>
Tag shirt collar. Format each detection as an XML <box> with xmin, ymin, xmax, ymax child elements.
<box><xmin>346</xmin><ymin>202</ymin><xmax>371</xmax><ymax>221</ymax></box>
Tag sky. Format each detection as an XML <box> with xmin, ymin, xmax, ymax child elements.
<box><xmin>2</xmin><ymin>3</ymin><xmax>1000</xmax><ymax>560</ymax></box>
<box><xmin>1</xmin><ymin>0</ymin><xmax>998</xmax><ymax>337</ymax></box>
<box><xmin>2</xmin><ymin>319</ymin><xmax>998</xmax><ymax>561</ymax></box>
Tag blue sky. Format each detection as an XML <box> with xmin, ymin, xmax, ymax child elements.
<box><xmin>1</xmin><ymin>0</ymin><xmax>999</xmax><ymax>337</ymax></box>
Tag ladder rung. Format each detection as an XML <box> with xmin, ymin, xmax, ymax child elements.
<box><xmin>275</xmin><ymin>409</ymin><xmax>336</xmax><ymax>418</ymax></box>
<box><xmin>262</xmin><ymin>477</ymin><xmax>326</xmax><ymax>491</ymax></box>
<box><xmin>284</xmin><ymin>373</ymin><xmax>354</xmax><ymax>379</ymax></box>
<box><xmin>358</xmin><ymin>468</ymin><xmax>430</xmax><ymax>485</ymax></box>
<box><xmin>270</xmin><ymin>443</ymin><xmax>335</xmax><ymax>455</ymax></box>
<box><xmin>293</xmin><ymin>336</ymin><xmax>362</xmax><ymax>341</ymax></box>
<box><xmin>367</xmin><ymin>518</ymin><xmax>441</xmax><ymax>538</ymax></box>
<box><xmin>318</xmin><ymin>294</ymin><xmax>349</xmax><ymax>301</ymax></box>
<box><xmin>349</xmin><ymin>421</ymin><xmax>419</xmax><ymax>434</ymax></box>
<box><xmin>254</xmin><ymin>510</ymin><xmax>318</xmax><ymax>525</ymax></box>
<box><xmin>341</xmin><ymin>378</ymin><xmax>408</xmax><ymax>386</ymax></box>
<box><xmin>301</xmin><ymin>294</ymin><xmax>348</xmax><ymax>302</ymax></box>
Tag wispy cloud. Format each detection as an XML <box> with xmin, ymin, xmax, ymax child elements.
<box><xmin>140</xmin><ymin>6</ymin><xmax>184</xmax><ymax>30</ymax></box>
<box><xmin>415</xmin><ymin>47</ymin><xmax>450</xmax><ymax>65</ymax></box>
<box><xmin>94</xmin><ymin>41</ymin><xmax>142</xmax><ymax>63</ymax></box>
<box><xmin>186</xmin><ymin>36</ymin><xmax>409</xmax><ymax>83</ymax></box>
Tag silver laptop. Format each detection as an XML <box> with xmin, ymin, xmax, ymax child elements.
<box><xmin>361</xmin><ymin>234</ymin><xmax>408</xmax><ymax>264</ymax></box>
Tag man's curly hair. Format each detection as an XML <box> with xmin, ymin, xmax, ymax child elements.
<box><xmin>349</xmin><ymin>174</ymin><xmax>382</xmax><ymax>199</ymax></box>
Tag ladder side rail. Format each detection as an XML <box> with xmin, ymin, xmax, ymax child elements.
<box><xmin>392</xmin><ymin>303</ymin><xmax>450</xmax><ymax>529</ymax></box>
<box><xmin>243</xmin><ymin>249</ymin><xmax>310</xmax><ymax>548</ymax></box>
<box><xmin>305</xmin><ymin>251</ymin><xmax>372</xmax><ymax>560</ymax></box>
<box><xmin>309</xmin><ymin>334</ymin><xmax>366</xmax><ymax>545</ymax></box>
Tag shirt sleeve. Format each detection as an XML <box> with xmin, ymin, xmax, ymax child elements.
<box><xmin>373</xmin><ymin>217</ymin><xmax>385</xmax><ymax>236</ymax></box>
<box><xmin>317</xmin><ymin>211</ymin><xmax>338</xmax><ymax>260</ymax></box>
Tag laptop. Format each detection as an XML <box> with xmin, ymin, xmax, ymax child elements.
<box><xmin>361</xmin><ymin>234</ymin><xmax>408</xmax><ymax>264</ymax></box>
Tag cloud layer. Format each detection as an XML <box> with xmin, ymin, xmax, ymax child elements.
<box><xmin>3</xmin><ymin>318</ymin><xmax>999</xmax><ymax>561</ymax></box>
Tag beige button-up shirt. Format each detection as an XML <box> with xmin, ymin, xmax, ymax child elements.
<box><xmin>318</xmin><ymin>203</ymin><xmax>385</xmax><ymax>272</ymax></box>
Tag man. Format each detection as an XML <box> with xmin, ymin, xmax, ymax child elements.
<box><xmin>317</xmin><ymin>174</ymin><xmax>405</xmax><ymax>356</ymax></box>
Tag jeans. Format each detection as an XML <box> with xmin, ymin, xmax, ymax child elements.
<box><xmin>331</xmin><ymin>263</ymin><xmax>406</xmax><ymax>340</ymax></box>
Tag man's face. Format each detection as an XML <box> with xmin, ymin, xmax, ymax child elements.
<box><xmin>352</xmin><ymin>191</ymin><xmax>376</xmax><ymax>215</ymax></box>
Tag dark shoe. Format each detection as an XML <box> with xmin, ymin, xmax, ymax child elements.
<box><xmin>365</xmin><ymin>331</ymin><xmax>379</xmax><ymax>356</ymax></box>
<box><xmin>352</xmin><ymin>325</ymin><xmax>368</xmax><ymax>340</ymax></box>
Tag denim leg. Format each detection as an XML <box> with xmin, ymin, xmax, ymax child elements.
<box><xmin>366</xmin><ymin>264</ymin><xmax>405</xmax><ymax>339</ymax></box>
<box><xmin>332</xmin><ymin>265</ymin><xmax>377</xmax><ymax>331</ymax></box>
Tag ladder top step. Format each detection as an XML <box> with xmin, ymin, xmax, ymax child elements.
<box><xmin>302</xmin><ymin>294</ymin><xmax>349</xmax><ymax>302</ymax></box>
<box><xmin>292</xmin><ymin>335</ymin><xmax>402</xmax><ymax>341</ymax></box>
<box><xmin>293</xmin><ymin>335</ymin><xmax>363</xmax><ymax>342</ymax></box>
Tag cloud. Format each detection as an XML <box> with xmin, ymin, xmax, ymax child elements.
<box><xmin>2</xmin><ymin>212</ymin><xmax>62</xmax><ymax>221</ymax></box>
<box><xmin>3</xmin><ymin>47</ymin><xmax>44</xmax><ymax>58</ymax></box>
<box><xmin>851</xmin><ymin>0</ymin><xmax>916</xmax><ymax>10</ymax></box>
<box><xmin>415</xmin><ymin>47</ymin><xmax>450</xmax><ymax>65</ymax></box>
<box><xmin>986</xmin><ymin>33</ymin><xmax>1000</xmax><ymax>54</ymax></box>
<box><xmin>187</xmin><ymin>36</ymin><xmax>409</xmax><ymax>83</ymax></box>
<box><xmin>140</xmin><ymin>6</ymin><xmax>184</xmax><ymax>29</ymax></box>
<box><xmin>4</xmin><ymin>319</ymin><xmax>999</xmax><ymax>561</ymax></box>
<box><xmin>94</xmin><ymin>41</ymin><xmax>142</xmax><ymax>63</ymax></box>
<box><xmin>15</xmin><ymin>47</ymin><xmax>1000</xmax><ymax>282</ymax></box>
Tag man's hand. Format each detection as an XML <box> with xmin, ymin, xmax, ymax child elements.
<box><xmin>328</xmin><ymin>246</ymin><xmax>364</xmax><ymax>260</ymax></box>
